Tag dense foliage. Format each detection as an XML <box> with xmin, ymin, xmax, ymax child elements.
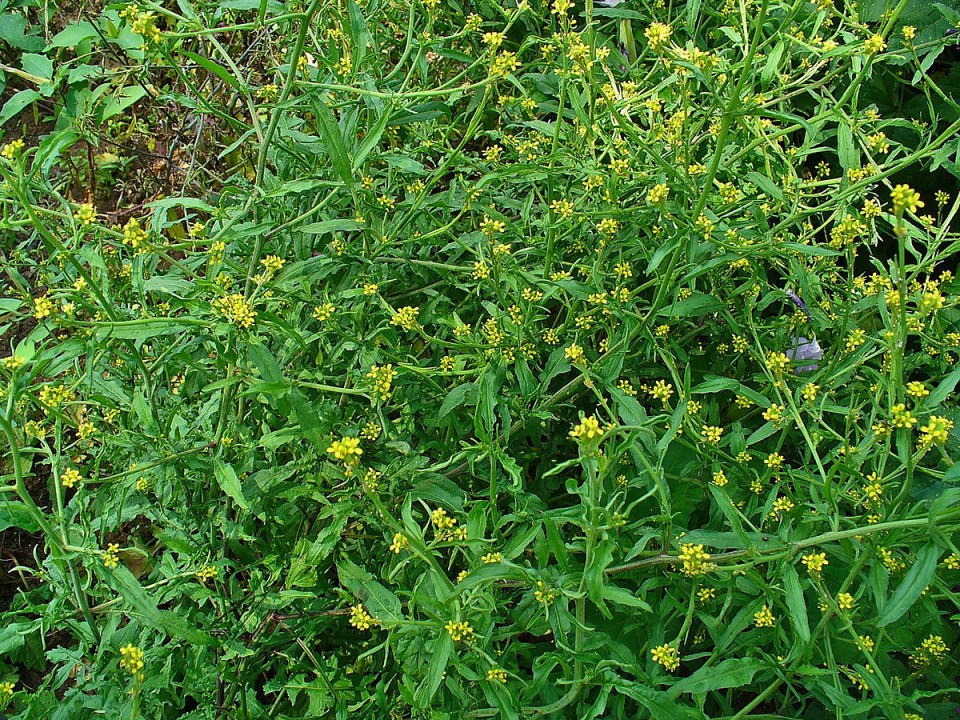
<box><xmin>2</xmin><ymin>0</ymin><xmax>960</xmax><ymax>717</ymax></box>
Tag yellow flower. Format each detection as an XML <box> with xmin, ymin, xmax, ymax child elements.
<box><xmin>597</xmin><ymin>218</ymin><xmax>620</xmax><ymax>236</ymax></box>
<box><xmin>119</xmin><ymin>644</ymin><xmax>144</xmax><ymax>679</ymax></box>
<box><xmin>754</xmin><ymin>605</ymin><xmax>776</xmax><ymax>628</ymax></box>
<box><xmin>490</xmin><ymin>51</ymin><xmax>520</xmax><ymax>78</ymax></box>
<box><xmin>326</xmin><ymin>436</ymin><xmax>362</xmax><ymax>465</ymax></box>
<box><xmin>645</xmin><ymin>22</ymin><xmax>672</xmax><ymax>51</ymax></box>
<box><xmin>864</xmin><ymin>34</ymin><xmax>886</xmax><ymax>55</ymax></box>
<box><xmin>890</xmin><ymin>403</ymin><xmax>917</xmax><ymax>429</ymax></box>
<box><xmin>766</xmin><ymin>352</ymin><xmax>790</xmax><ymax>375</ymax></box>
<box><xmin>891</xmin><ymin>184</ymin><xmax>923</xmax><ymax>214</ymax></box>
<box><xmin>444</xmin><ymin>620</ymin><xmax>474</xmax><ymax>641</ymax></box>
<box><xmin>391</xmin><ymin>306</ymin><xmax>419</xmax><ymax>330</ymax></box>
<box><xmin>647</xmin><ymin>183</ymin><xmax>669</xmax><ymax>204</ymax></box>
<box><xmin>1</xmin><ymin>139</ymin><xmax>25</xmax><ymax>159</ymax></box>
<box><xmin>313</xmin><ymin>303</ymin><xmax>335</xmax><ymax>322</ymax></box>
<box><xmin>837</xmin><ymin>592</ymin><xmax>855</xmax><ymax>610</ymax></box>
<box><xmin>61</xmin><ymin>468</ymin><xmax>82</xmax><ymax>489</ymax></box>
<box><xmin>197</xmin><ymin>565</ymin><xmax>218</xmax><ymax>583</ymax></box>
<box><xmin>919</xmin><ymin>416</ymin><xmax>953</xmax><ymax>447</ymax></box>
<box><xmin>482</xmin><ymin>552</ymin><xmax>502</xmax><ymax>564</ymax></box>
<box><xmin>482</xmin><ymin>31</ymin><xmax>504</xmax><ymax>48</ymax></box>
<box><xmin>551</xmin><ymin>198</ymin><xmax>574</xmax><ymax>219</ymax></box>
<box><xmin>34</xmin><ymin>295</ymin><xmax>54</xmax><ymax>320</ymax></box>
<box><xmin>75</xmin><ymin>203</ymin><xmax>96</xmax><ymax>226</ymax></box>
<box><xmin>487</xmin><ymin>666</ymin><xmax>508</xmax><ymax>683</ymax></box>
<box><xmin>801</xmin><ymin>552</ymin><xmax>828</xmax><ymax>575</ymax></box>
<box><xmin>650</xmin><ymin>643</ymin><xmax>680</xmax><ymax>671</ymax></box>
<box><xmin>367</xmin><ymin>363</ymin><xmax>398</xmax><ymax>400</ymax></box>
<box><xmin>349</xmin><ymin>604</ymin><xmax>377</xmax><ymax>630</ymax></box>
<box><xmin>764</xmin><ymin>452</ymin><xmax>785</xmax><ymax>470</ymax></box>
<box><xmin>534</xmin><ymin>580</ymin><xmax>557</xmax><ymax>605</ymax></box>
<box><xmin>905</xmin><ymin>381</ymin><xmax>928</xmax><ymax>398</ymax></box>
<box><xmin>701</xmin><ymin>425</ymin><xmax>723</xmax><ymax>445</ymax></box>
<box><xmin>762</xmin><ymin>404</ymin><xmax>784</xmax><ymax>424</ymax></box>
<box><xmin>569</xmin><ymin>415</ymin><xmax>604</xmax><ymax>442</ymax></box>
<box><xmin>902</xmin><ymin>26</ymin><xmax>916</xmax><ymax>41</ymax></box>
<box><xmin>678</xmin><ymin>543</ymin><xmax>713</xmax><ymax>576</ymax></box>
<box><xmin>565</xmin><ymin>343</ymin><xmax>586</xmax><ymax>365</ymax></box>
<box><xmin>103</xmin><ymin>543</ymin><xmax>120</xmax><ymax>569</ymax></box>
<box><xmin>260</xmin><ymin>255</ymin><xmax>285</xmax><ymax>273</ymax></box>
<box><xmin>389</xmin><ymin>533</ymin><xmax>408</xmax><ymax>553</ymax></box>
<box><xmin>711</xmin><ymin>470</ymin><xmax>728</xmax><ymax>487</ymax></box>
<box><xmin>0</xmin><ymin>681</ymin><xmax>13</xmax><ymax>698</ymax></box>
<box><xmin>122</xmin><ymin>217</ymin><xmax>148</xmax><ymax>249</ymax></box>
<box><xmin>910</xmin><ymin>635</ymin><xmax>948</xmax><ymax>666</ymax></box>
<box><xmin>213</xmin><ymin>293</ymin><xmax>256</xmax><ymax>328</ymax></box>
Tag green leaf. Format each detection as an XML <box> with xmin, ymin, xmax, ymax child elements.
<box><xmin>100</xmin><ymin>85</ymin><xmax>148</xmax><ymax>122</ymax></box>
<box><xmin>685</xmin><ymin>0</ymin><xmax>702</xmax><ymax>35</ymax></box>
<box><xmin>21</xmin><ymin>53</ymin><xmax>53</xmax><ymax>82</ymax></box>
<box><xmin>943</xmin><ymin>462</ymin><xmax>960</xmax><ymax>483</ymax></box>
<box><xmin>0</xmin><ymin>502</ymin><xmax>40</xmax><ymax>532</ymax></box>
<box><xmin>709</xmin><ymin>485</ymin><xmax>750</xmax><ymax>546</ymax></box>
<box><xmin>0</xmin><ymin>89</ymin><xmax>40</xmax><ymax>126</ymax></box>
<box><xmin>614</xmin><ymin>682</ymin><xmax>705</xmax><ymax>719</ymax></box>
<box><xmin>658</xmin><ymin>293</ymin><xmax>724</xmax><ymax>317</ymax></box>
<box><xmin>0</xmin><ymin>622</ymin><xmax>30</xmax><ymax>656</ymax></box>
<box><xmin>934</xmin><ymin>2</ymin><xmax>960</xmax><ymax>24</ymax></box>
<box><xmin>415</xmin><ymin>633</ymin><xmax>451</xmax><ymax>707</ymax></box>
<box><xmin>337</xmin><ymin>558</ymin><xmax>402</xmax><ymax>622</ymax></box>
<box><xmin>183</xmin><ymin>51</ymin><xmax>241</xmax><ymax>90</ymax></box>
<box><xmin>783</xmin><ymin>564</ymin><xmax>810</xmax><ymax>643</ymax></box>
<box><xmin>352</xmin><ymin>106</ymin><xmax>391</xmax><ymax>170</ymax></box>
<box><xmin>315</xmin><ymin>101</ymin><xmax>354</xmax><ymax>189</ymax></box>
<box><xmin>585</xmin><ymin>538</ymin><xmax>615</xmax><ymax>616</ymax></box>
<box><xmin>214</xmin><ymin>459</ymin><xmax>250</xmax><ymax>511</ymax></box>
<box><xmin>746</xmin><ymin>171</ymin><xmax>784</xmax><ymax>201</ymax></box>
<box><xmin>94</xmin><ymin>318</ymin><xmax>207</xmax><ymax>340</ymax></box>
<box><xmin>0</xmin><ymin>14</ymin><xmax>43</xmax><ymax>51</ymax></box>
<box><xmin>927</xmin><ymin>365</ymin><xmax>960</xmax><ymax>408</ymax></box>
<box><xmin>453</xmin><ymin>562</ymin><xmax>526</xmax><ymax>594</ymax></box>
<box><xmin>669</xmin><ymin>658</ymin><xmax>766</xmax><ymax>696</ymax></box>
<box><xmin>761</xmin><ymin>41</ymin><xmax>785</xmax><ymax>86</ymax></box>
<box><xmin>690</xmin><ymin>376</ymin><xmax>739</xmax><ymax>394</ymax></box>
<box><xmin>602</xmin><ymin>584</ymin><xmax>652</xmax><ymax>612</ymax></box>
<box><xmin>439</xmin><ymin>382</ymin><xmax>476</xmax><ymax>418</ymax></box>
<box><xmin>50</xmin><ymin>21</ymin><xmax>99</xmax><ymax>48</ymax></box>
<box><xmin>290</xmin><ymin>390</ymin><xmax>329</xmax><ymax>450</ymax></box>
<box><xmin>877</xmin><ymin>543</ymin><xmax>940</xmax><ymax>626</ymax></box>
<box><xmin>410</xmin><ymin>473</ymin><xmax>466</xmax><ymax>511</ymax></box>
<box><xmin>837</xmin><ymin>121</ymin><xmax>856</xmax><ymax>170</ymax></box>
<box><xmin>301</xmin><ymin>218</ymin><xmax>362</xmax><ymax>235</ymax></box>
<box><xmin>111</xmin><ymin>565</ymin><xmax>216</xmax><ymax>645</ymax></box>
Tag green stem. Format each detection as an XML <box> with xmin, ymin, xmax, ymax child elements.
<box><xmin>0</xmin><ymin>409</ymin><xmax>100</xmax><ymax>642</ymax></box>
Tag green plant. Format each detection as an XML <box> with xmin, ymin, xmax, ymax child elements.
<box><xmin>1</xmin><ymin>0</ymin><xmax>960</xmax><ymax>718</ymax></box>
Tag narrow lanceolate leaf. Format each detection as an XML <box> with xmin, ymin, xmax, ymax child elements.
<box><xmin>214</xmin><ymin>459</ymin><xmax>250</xmax><ymax>510</ymax></box>
<box><xmin>315</xmin><ymin>101</ymin><xmax>354</xmax><ymax>189</ymax></box>
<box><xmin>111</xmin><ymin>566</ymin><xmax>216</xmax><ymax>646</ymax></box>
<box><xmin>783</xmin><ymin>564</ymin><xmax>810</xmax><ymax>643</ymax></box>
<box><xmin>877</xmin><ymin>543</ymin><xmax>940</xmax><ymax>627</ymax></box>
<box><xmin>669</xmin><ymin>658</ymin><xmax>766</xmax><ymax>697</ymax></box>
<box><xmin>337</xmin><ymin>558</ymin><xmax>403</xmax><ymax>622</ymax></box>
<box><xmin>415</xmin><ymin>633</ymin><xmax>452</xmax><ymax>706</ymax></box>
